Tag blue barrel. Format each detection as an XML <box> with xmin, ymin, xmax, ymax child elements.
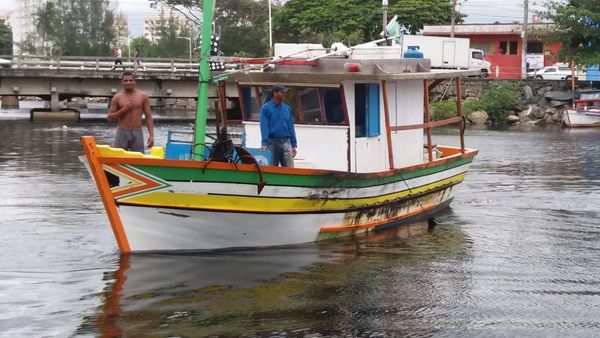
<box><xmin>404</xmin><ymin>45</ymin><xmax>423</xmax><ymax>59</ymax></box>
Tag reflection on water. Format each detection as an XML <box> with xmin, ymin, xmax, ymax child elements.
<box><xmin>87</xmin><ymin>221</ymin><xmax>472</xmax><ymax>337</ymax></box>
<box><xmin>2</xmin><ymin>116</ymin><xmax>600</xmax><ymax>336</ymax></box>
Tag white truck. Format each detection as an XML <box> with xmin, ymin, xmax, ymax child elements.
<box><xmin>401</xmin><ymin>35</ymin><xmax>491</xmax><ymax>77</ymax></box>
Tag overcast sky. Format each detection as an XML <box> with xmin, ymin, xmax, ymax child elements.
<box><xmin>1</xmin><ymin>0</ymin><xmax>550</xmax><ymax>38</ymax></box>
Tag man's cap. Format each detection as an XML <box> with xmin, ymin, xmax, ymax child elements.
<box><xmin>272</xmin><ymin>84</ymin><xmax>289</xmax><ymax>93</ymax></box>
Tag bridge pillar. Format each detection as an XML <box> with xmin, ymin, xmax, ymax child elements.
<box><xmin>1</xmin><ymin>96</ymin><xmax>19</xmax><ymax>109</ymax></box>
<box><xmin>50</xmin><ymin>87</ymin><xmax>59</xmax><ymax>111</ymax></box>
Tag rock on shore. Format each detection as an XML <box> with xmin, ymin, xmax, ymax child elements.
<box><xmin>431</xmin><ymin>79</ymin><xmax>590</xmax><ymax>125</ymax></box>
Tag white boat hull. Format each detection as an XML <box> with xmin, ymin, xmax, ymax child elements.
<box><xmin>81</xmin><ymin>135</ymin><xmax>476</xmax><ymax>252</ymax></box>
<box><xmin>119</xmin><ymin>187</ymin><xmax>456</xmax><ymax>251</ymax></box>
<box><xmin>562</xmin><ymin>109</ymin><xmax>600</xmax><ymax>127</ymax></box>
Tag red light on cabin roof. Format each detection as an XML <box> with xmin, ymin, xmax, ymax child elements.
<box><xmin>346</xmin><ymin>63</ymin><xmax>361</xmax><ymax>72</ymax></box>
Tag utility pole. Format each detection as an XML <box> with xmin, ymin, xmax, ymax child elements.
<box><xmin>451</xmin><ymin>0</ymin><xmax>457</xmax><ymax>38</ymax></box>
<box><xmin>382</xmin><ymin>0</ymin><xmax>389</xmax><ymax>45</ymax></box>
<box><xmin>521</xmin><ymin>0</ymin><xmax>529</xmax><ymax>79</ymax></box>
<box><xmin>268</xmin><ymin>0</ymin><xmax>273</xmax><ymax>56</ymax></box>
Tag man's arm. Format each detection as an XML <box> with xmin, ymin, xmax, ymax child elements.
<box><xmin>143</xmin><ymin>95</ymin><xmax>154</xmax><ymax>148</ymax></box>
<box><xmin>107</xmin><ymin>94</ymin><xmax>132</xmax><ymax>122</ymax></box>
<box><xmin>288</xmin><ymin>107</ymin><xmax>298</xmax><ymax>157</ymax></box>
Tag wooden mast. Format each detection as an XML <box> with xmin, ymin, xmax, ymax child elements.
<box><xmin>455</xmin><ymin>77</ymin><xmax>465</xmax><ymax>154</ymax></box>
<box><xmin>381</xmin><ymin>80</ymin><xmax>395</xmax><ymax>169</ymax></box>
<box><xmin>423</xmin><ymin>80</ymin><xmax>433</xmax><ymax>162</ymax></box>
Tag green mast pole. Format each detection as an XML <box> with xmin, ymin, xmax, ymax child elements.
<box><xmin>193</xmin><ymin>0</ymin><xmax>216</xmax><ymax>160</ymax></box>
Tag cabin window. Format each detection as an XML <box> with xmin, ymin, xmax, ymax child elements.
<box><xmin>225</xmin><ymin>97</ymin><xmax>242</xmax><ymax>121</ymax></box>
<box><xmin>282</xmin><ymin>87</ymin><xmax>300</xmax><ymax>122</ymax></box>
<box><xmin>322</xmin><ymin>88</ymin><xmax>344</xmax><ymax>124</ymax></box>
<box><xmin>299</xmin><ymin>88</ymin><xmax>322</xmax><ymax>123</ymax></box>
<box><xmin>258</xmin><ymin>86</ymin><xmax>270</xmax><ymax>105</ymax></box>
<box><xmin>239</xmin><ymin>86</ymin><xmax>261</xmax><ymax>120</ymax></box>
<box><xmin>239</xmin><ymin>85</ymin><xmax>346</xmax><ymax>125</ymax></box>
<box><xmin>354</xmin><ymin>83</ymin><xmax>380</xmax><ymax>138</ymax></box>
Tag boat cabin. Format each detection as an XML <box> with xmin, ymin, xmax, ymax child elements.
<box><xmin>575</xmin><ymin>90</ymin><xmax>600</xmax><ymax>110</ymax></box>
<box><xmin>218</xmin><ymin>47</ymin><xmax>478</xmax><ymax>173</ymax></box>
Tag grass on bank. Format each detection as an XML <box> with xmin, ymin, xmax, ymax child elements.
<box><xmin>431</xmin><ymin>82</ymin><xmax>519</xmax><ymax>123</ymax></box>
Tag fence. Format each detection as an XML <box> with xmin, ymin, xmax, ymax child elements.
<box><xmin>0</xmin><ymin>55</ymin><xmax>204</xmax><ymax>73</ymax></box>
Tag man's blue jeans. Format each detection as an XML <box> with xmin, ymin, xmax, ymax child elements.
<box><xmin>269</xmin><ymin>138</ymin><xmax>294</xmax><ymax>167</ymax></box>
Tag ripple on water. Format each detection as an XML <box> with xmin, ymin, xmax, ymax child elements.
<box><xmin>1</xmin><ymin>121</ymin><xmax>600</xmax><ymax>336</ymax></box>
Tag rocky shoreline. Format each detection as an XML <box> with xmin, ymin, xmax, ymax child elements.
<box><xmin>430</xmin><ymin>79</ymin><xmax>597</xmax><ymax>125</ymax></box>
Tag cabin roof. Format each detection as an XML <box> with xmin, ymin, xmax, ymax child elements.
<box><xmin>228</xmin><ymin>58</ymin><xmax>479</xmax><ymax>84</ymax></box>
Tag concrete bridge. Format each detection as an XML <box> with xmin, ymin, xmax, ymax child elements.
<box><xmin>0</xmin><ymin>56</ymin><xmax>230</xmax><ymax>111</ymax></box>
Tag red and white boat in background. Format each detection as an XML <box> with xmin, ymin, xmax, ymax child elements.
<box><xmin>562</xmin><ymin>90</ymin><xmax>600</xmax><ymax>128</ymax></box>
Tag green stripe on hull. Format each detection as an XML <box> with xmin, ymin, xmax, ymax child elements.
<box><xmin>133</xmin><ymin>157</ymin><xmax>473</xmax><ymax>189</ymax></box>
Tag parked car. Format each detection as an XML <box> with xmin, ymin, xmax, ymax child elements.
<box><xmin>527</xmin><ymin>65</ymin><xmax>576</xmax><ymax>80</ymax></box>
<box><xmin>0</xmin><ymin>58</ymin><xmax>10</xmax><ymax>68</ymax></box>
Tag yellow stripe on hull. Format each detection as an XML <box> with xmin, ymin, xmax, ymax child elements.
<box><xmin>119</xmin><ymin>173</ymin><xmax>466</xmax><ymax>213</ymax></box>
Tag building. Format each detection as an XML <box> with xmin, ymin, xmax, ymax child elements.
<box><xmin>423</xmin><ymin>22</ymin><xmax>561</xmax><ymax>79</ymax></box>
<box><xmin>113</xmin><ymin>14</ymin><xmax>130</xmax><ymax>48</ymax></box>
<box><xmin>143</xmin><ymin>7</ymin><xmax>192</xmax><ymax>43</ymax></box>
<box><xmin>7</xmin><ymin>0</ymin><xmax>48</xmax><ymax>54</ymax></box>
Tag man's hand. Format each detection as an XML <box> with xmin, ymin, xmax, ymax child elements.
<box><xmin>292</xmin><ymin>148</ymin><xmax>297</xmax><ymax>158</ymax></box>
<box><xmin>261</xmin><ymin>146</ymin><xmax>267</xmax><ymax>152</ymax></box>
<box><xmin>123</xmin><ymin>101</ymin><xmax>135</xmax><ymax>112</ymax></box>
<box><xmin>146</xmin><ymin>136</ymin><xmax>154</xmax><ymax>148</ymax></box>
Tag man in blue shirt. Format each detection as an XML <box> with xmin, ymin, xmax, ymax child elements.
<box><xmin>260</xmin><ymin>84</ymin><xmax>298</xmax><ymax>167</ymax></box>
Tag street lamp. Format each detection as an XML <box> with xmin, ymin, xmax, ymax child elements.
<box><xmin>127</xmin><ymin>37</ymin><xmax>131</xmax><ymax>59</ymax></box>
<box><xmin>178</xmin><ymin>36</ymin><xmax>192</xmax><ymax>70</ymax></box>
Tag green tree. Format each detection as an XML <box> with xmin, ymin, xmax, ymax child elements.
<box><xmin>476</xmin><ymin>83</ymin><xmax>518</xmax><ymax>122</ymax></box>
<box><xmin>544</xmin><ymin>0</ymin><xmax>600</xmax><ymax>65</ymax></box>
<box><xmin>57</xmin><ymin>0</ymin><xmax>116</xmax><ymax>56</ymax></box>
<box><xmin>27</xmin><ymin>0</ymin><xmax>115</xmax><ymax>56</ymax></box>
<box><xmin>272</xmin><ymin>0</ymin><xmax>459</xmax><ymax>46</ymax></box>
<box><xmin>34</xmin><ymin>1</ymin><xmax>60</xmax><ymax>55</ymax></box>
<box><xmin>150</xmin><ymin>9</ymin><xmax>191</xmax><ymax>58</ymax></box>
<box><xmin>17</xmin><ymin>32</ymin><xmax>39</xmax><ymax>55</ymax></box>
<box><xmin>130</xmin><ymin>37</ymin><xmax>154</xmax><ymax>58</ymax></box>
<box><xmin>215</xmin><ymin>0</ymin><xmax>272</xmax><ymax>56</ymax></box>
<box><xmin>0</xmin><ymin>18</ymin><xmax>12</xmax><ymax>55</ymax></box>
<box><xmin>151</xmin><ymin>0</ymin><xmax>274</xmax><ymax>57</ymax></box>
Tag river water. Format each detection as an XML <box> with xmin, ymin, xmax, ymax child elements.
<box><xmin>1</xmin><ymin>108</ymin><xmax>599</xmax><ymax>337</ymax></box>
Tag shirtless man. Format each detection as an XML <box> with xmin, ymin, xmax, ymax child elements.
<box><xmin>107</xmin><ymin>71</ymin><xmax>154</xmax><ymax>152</ymax></box>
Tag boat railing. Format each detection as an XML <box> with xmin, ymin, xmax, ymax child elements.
<box><xmin>164</xmin><ymin>128</ymin><xmax>245</xmax><ymax>161</ymax></box>
<box><xmin>381</xmin><ymin>78</ymin><xmax>466</xmax><ymax>168</ymax></box>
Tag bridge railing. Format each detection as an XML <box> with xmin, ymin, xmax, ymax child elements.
<box><xmin>0</xmin><ymin>55</ymin><xmax>203</xmax><ymax>73</ymax></box>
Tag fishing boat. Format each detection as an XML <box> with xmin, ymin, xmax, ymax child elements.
<box><xmin>562</xmin><ymin>89</ymin><xmax>600</xmax><ymax>127</ymax></box>
<box><xmin>80</xmin><ymin>2</ymin><xmax>478</xmax><ymax>253</ymax></box>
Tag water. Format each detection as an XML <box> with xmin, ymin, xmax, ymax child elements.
<box><xmin>1</xmin><ymin>109</ymin><xmax>600</xmax><ymax>337</ymax></box>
